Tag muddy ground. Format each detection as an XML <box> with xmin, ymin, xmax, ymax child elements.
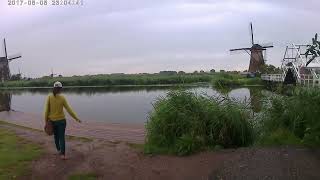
<box><xmin>1</xmin><ymin>123</ymin><xmax>320</xmax><ymax>180</ymax></box>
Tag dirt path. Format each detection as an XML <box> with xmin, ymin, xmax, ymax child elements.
<box><xmin>1</xmin><ymin>114</ymin><xmax>320</xmax><ymax>179</ymax></box>
<box><xmin>209</xmin><ymin>147</ymin><xmax>320</xmax><ymax>180</ymax></box>
<box><xmin>1</xmin><ymin>123</ymin><xmax>232</xmax><ymax>180</ymax></box>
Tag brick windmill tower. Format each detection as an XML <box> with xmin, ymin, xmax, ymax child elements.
<box><xmin>230</xmin><ymin>23</ymin><xmax>273</xmax><ymax>73</ymax></box>
<box><xmin>0</xmin><ymin>38</ymin><xmax>22</xmax><ymax>82</ymax></box>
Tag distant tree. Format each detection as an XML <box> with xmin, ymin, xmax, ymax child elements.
<box><xmin>220</xmin><ymin>70</ymin><xmax>225</xmax><ymax>73</ymax></box>
<box><xmin>260</xmin><ymin>64</ymin><xmax>282</xmax><ymax>74</ymax></box>
<box><xmin>306</xmin><ymin>33</ymin><xmax>320</xmax><ymax>66</ymax></box>
<box><xmin>200</xmin><ymin>70</ymin><xmax>205</xmax><ymax>74</ymax></box>
<box><xmin>193</xmin><ymin>71</ymin><xmax>198</xmax><ymax>74</ymax></box>
<box><xmin>178</xmin><ymin>71</ymin><xmax>186</xmax><ymax>74</ymax></box>
<box><xmin>10</xmin><ymin>74</ymin><xmax>22</xmax><ymax>81</ymax></box>
<box><xmin>58</xmin><ymin>74</ymin><xmax>63</xmax><ymax>77</ymax></box>
<box><xmin>159</xmin><ymin>71</ymin><xmax>177</xmax><ymax>75</ymax></box>
<box><xmin>210</xmin><ymin>69</ymin><xmax>216</xmax><ymax>73</ymax></box>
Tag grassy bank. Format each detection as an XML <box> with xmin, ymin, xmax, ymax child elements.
<box><xmin>144</xmin><ymin>87</ymin><xmax>320</xmax><ymax>156</ymax></box>
<box><xmin>0</xmin><ymin>73</ymin><xmax>263</xmax><ymax>88</ymax></box>
<box><xmin>257</xmin><ymin>87</ymin><xmax>320</xmax><ymax>147</ymax></box>
<box><xmin>212</xmin><ymin>73</ymin><xmax>263</xmax><ymax>88</ymax></box>
<box><xmin>145</xmin><ymin>90</ymin><xmax>254</xmax><ymax>156</ymax></box>
<box><xmin>0</xmin><ymin>74</ymin><xmax>213</xmax><ymax>88</ymax></box>
<box><xmin>0</xmin><ymin>128</ymin><xmax>43</xmax><ymax>179</ymax></box>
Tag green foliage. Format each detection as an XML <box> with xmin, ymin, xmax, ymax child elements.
<box><xmin>0</xmin><ymin>128</ymin><xmax>43</xmax><ymax>180</ymax></box>
<box><xmin>1</xmin><ymin>72</ymin><xmax>264</xmax><ymax>89</ymax></box>
<box><xmin>260</xmin><ymin>64</ymin><xmax>282</xmax><ymax>74</ymax></box>
<box><xmin>144</xmin><ymin>90</ymin><xmax>254</xmax><ymax>156</ymax></box>
<box><xmin>68</xmin><ymin>173</ymin><xmax>98</xmax><ymax>180</ymax></box>
<box><xmin>258</xmin><ymin>128</ymin><xmax>302</xmax><ymax>146</ymax></box>
<box><xmin>259</xmin><ymin>88</ymin><xmax>320</xmax><ymax>147</ymax></box>
<box><xmin>212</xmin><ymin>73</ymin><xmax>262</xmax><ymax>89</ymax></box>
<box><xmin>0</xmin><ymin>74</ymin><xmax>214</xmax><ymax>87</ymax></box>
<box><xmin>306</xmin><ymin>33</ymin><xmax>320</xmax><ymax>66</ymax></box>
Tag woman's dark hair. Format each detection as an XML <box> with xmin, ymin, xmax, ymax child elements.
<box><xmin>53</xmin><ymin>87</ymin><xmax>62</xmax><ymax>96</ymax></box>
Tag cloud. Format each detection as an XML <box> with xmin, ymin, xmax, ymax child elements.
<box><xmin>1</xmin><ymin>0</ymin><xmax>319</xmax><ymax>77</ymax></box>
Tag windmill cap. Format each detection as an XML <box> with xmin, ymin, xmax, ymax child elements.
<box><xmin>53</xmin><ymin>81</ymin><xmax>62</xmax><ymax>88</ymax></box>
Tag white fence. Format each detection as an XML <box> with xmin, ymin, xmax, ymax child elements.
<box><xmin>261</xmin><ymin>74</ymin><xmax>283</xmax><ymax>82</ymax></box>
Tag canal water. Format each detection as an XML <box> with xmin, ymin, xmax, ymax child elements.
<box><xmin>0</xmin><ymin>86</ymin><xmax>265</xmax><ymax>124</ymax></box>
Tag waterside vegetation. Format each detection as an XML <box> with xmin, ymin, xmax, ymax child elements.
<box><xmin>145</xmin><ymin>87</ymin><xmax>320</xmax><ymax>156</ymax></box>
<box><xmin>212</xmin><ymin>73</ymin><xmax>263</xmax><ymax>88</ymax></box>
<box><xmin>257</xmin><ymin>87</ymin><xmax>320</xmax><ymax>147</ymax></box>
<box><xmin>0</xmin><ymin>128</ymin><xmax>43</xmax><ymax>179</ymax></box>
<box><xmin>145</xmin><ymin>90</ymin><xmax>255</xmax><ymax>155</ymax></box>
<box><xmin>0</xmin><ymin>72</ymin><xmax>264</xmax><ymax>88</ymax></box>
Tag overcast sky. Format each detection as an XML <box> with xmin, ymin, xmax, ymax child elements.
<box><xmin>0</xmin><ymin>0</ymin><xmax>319</xmax><ymax>77</ymax></box>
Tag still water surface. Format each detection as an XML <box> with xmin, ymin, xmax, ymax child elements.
<box><xmin>0</xmin><ymin>86</ymin><xmax>264</xmax><ymax>124</ymax></box>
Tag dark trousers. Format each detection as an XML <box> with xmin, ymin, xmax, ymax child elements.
<box><xmin>51</xmin><ymin>119</ymin><xmax>66</xmax><ymax>155</ymax></box>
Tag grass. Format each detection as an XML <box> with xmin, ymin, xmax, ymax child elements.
<box><xmin>0</xmin><ymin>73</ymin><xmax>214</xmax><ymax>88</ymax></box>
<box><xmin>68</xmin><ymin>172</ymin><xmax>98</xmax><ymax>180</ymax></box>
<box><xmin>257</xmin><ymin>87</ymin><xmax>320</xmax><ymax>147</ymax></box>
<box><xmin>257</xmin><ymin>128</ymin><xmax>302</xmax><ymax>146</ymax></box>
<box><xmin>144</xmin><ymin>90</ymin><xmax>254</xmax><ymax>156</ymax></box>
<box><xmin>0</xmin><ymin>128</ymin><xmax>43</xmax><ymax>180</ymax></box>
<box><xmin>212</xmin><ymin>73</ymin><xmax>263</xmax><ymax>90</ymax></box>
<box><xmin>144</xmin><ymin>86</ymin><xmax>320</xmax><ymax>156</ymax></box>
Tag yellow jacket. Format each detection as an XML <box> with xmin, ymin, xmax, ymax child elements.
<box><xmin>44</xmin><ymin>93</ymin><xmax>80</xmax><ymax>122</ymax></box>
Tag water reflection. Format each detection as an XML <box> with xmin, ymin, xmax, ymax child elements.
<box><xmin>0</xmin><ymin>92</ymin><xmax>11</xmax><ymax>111</ymax></box>
<box><xmin>227</xmin><ymin>87</ymin><xmax>263</xmax><ymax>113</ymax></box>
<box><xmin>4</xmin><ymin>85</ymin><xmax>200</xmax><ymax>96</ymax></box>
<box><xmin>0</xmin><ymin>86</ymin><xmax>265</xmax><ymax>123</ymax></box>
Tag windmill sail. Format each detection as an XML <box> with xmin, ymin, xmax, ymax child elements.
<box><xmin>0</xmin><ymin>38</ymin><xmax>22</xmax><ymax>81</ymax></box>
<box><xmin>250</xmin><ymin>22</ymin><xmax>254</xmax><ymax>45</ymax></box>
<box><xmin>8</xmin><ymin>53</ymin><xmax>22</xmax><ymax>61</ymax></box>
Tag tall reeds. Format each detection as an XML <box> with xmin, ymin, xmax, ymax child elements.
<box><xmin>258</xmin><ymin>87</ymin><xmax>320</xmax><ymax>147</ymax></box>
<box><xmin>144</xmin><ymin>90</ymin><xmax>254</xmax><ymax>155</ymax></box>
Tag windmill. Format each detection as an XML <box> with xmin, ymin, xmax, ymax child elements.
<box><xmin>0</xmin><ymin>38</ymin><xmax>22</xmax><ymax>82</ymax></box>
<box><xmin>230</xmin><ymin>23</ymin><xmax>273</xmax><ymax>73</ymax></box>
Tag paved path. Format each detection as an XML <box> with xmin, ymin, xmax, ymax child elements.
<box><xmin>0</xmin><ymin>111</ymin><xmax>145</xmax><ymax>143</ymax></box>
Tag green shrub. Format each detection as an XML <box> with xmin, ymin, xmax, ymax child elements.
<box><xmin>212</xmin><ymin>73</ymin><xmax>262</xmax><ymax>89</ymax></box>
<box><xmin>0</xmin><ymin>74</ymin><xmax>214</xmax><ymax>87</ymax></box>
<box><xmin>144</xmin><ymin>90</ymin><xmax>254</xmax><ymax>156</ymax></box>
<box><xmin>259</xmin><ymin>87</ymin><xmax>320</xmax><ymax>147</ymax></box>
<box><xmin>258</xmin><ymin>128</ymin><xmax>302</xmax><ymax>146</ymax></box>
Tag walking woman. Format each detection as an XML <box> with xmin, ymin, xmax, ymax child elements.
<box><xmin>44</xmin><ymin>81</ymin><xmax>81</xmax><ymax>160</ymax></box>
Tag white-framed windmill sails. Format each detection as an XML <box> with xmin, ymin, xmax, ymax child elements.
<box><xmin>230</xmin><ymin>23</ymin><xmax>273</xmax><ymax>73</ymax></box>
<box><xmin>0</xmin><ymin>38</ymin><xmax>22</xmax><ymax>82</ymax></box>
